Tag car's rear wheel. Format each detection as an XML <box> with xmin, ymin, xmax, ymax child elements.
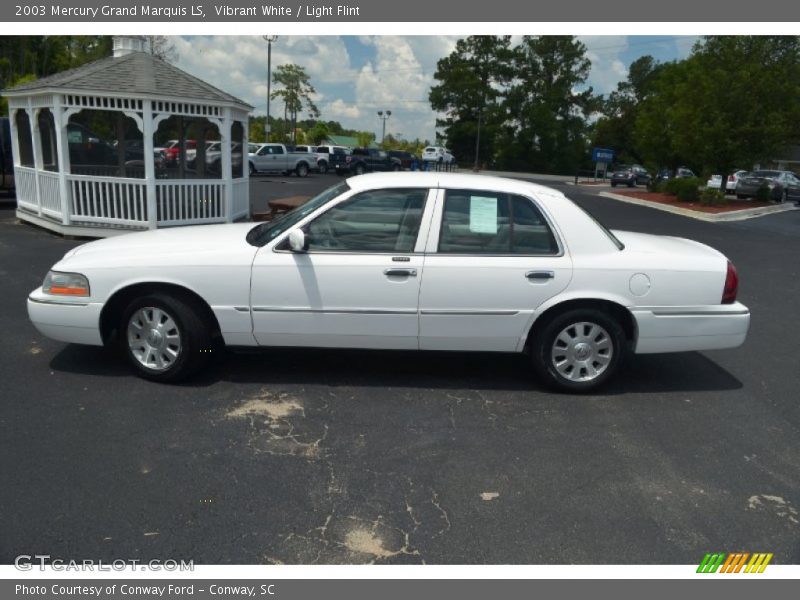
<box><xmin>530</xmin><ymin>308</ymin><xmax>627</xmax><ymax>393</ymax></box>
<box><xmin>296</xmin><ymin>162</ymin><xmax>309</xmax><ymax>177</ymax></box>
<box><xmin>119</xmin><ymin>293</ymin><xmax>211</xmax><ymax>383</ymax></box>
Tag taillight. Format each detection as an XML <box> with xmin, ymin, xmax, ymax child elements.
<box><xmin>722</xmin><ymin>261</ymin><xmax>738</xmax><ymax>304</ymax></box>
<box><xmin>728</xmin><ymin>175</ymin><xmax>735</xmax><ymax>182</ymax></box>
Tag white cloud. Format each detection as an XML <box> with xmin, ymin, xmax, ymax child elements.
<box><xmin>580</xmin><ymin>36</ymin><xmax>630</xmax><ymax>95</ymax></box>
<box><xmin>174</xmin><ymin>36</ymin><xmax>355</xmax><ymax>113</ymax></box>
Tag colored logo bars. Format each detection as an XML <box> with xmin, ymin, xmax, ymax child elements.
<box><xmin>697</xmin><ymin>552</ymin><xmax>773</xmax><ymax>573</ymax></box>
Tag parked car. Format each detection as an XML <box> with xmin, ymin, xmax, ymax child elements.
<box><xmin>330</xmin><ymin>147</ymin><xmax>401</xmax><ymax>175</ymax></box>
<box><xmin>610</xmin><ymin>164</ymin><xmax>651</xmax><ymax>188</ymax></box>
<box><xmin>248</xmin><ymin>143</ymin><xmax>315</xmax><ymax>177</ymax></box>
<box><xmin>422</xmin><ymin>146</ymin><xmax>455</xmax><ymax>164</ymax></box>
<box><xmin>27</xmin><ymin>172</ymin><xmax>749</xmax><ymax>392</ymax></box>
<box><xmin>656</xmin><ymin>166</ymin><xmax>696</xmax><ymax>183</ymax></box>
<box><xmin>706</xmin><ymin>170</ymin><xmax>748</xmax><ymax>194</ymax></box>
<box><xmin>162</xmin><ymin>139</ymin><xmax>198</xmax><ymax>166</ymax></box>
<box><xmin>293</xmin><ymin>145</ymin><xmax>334</xmax><ymax>174</ymax></box>
<box><xmin>734</xmin><ymin>170</ymin><xmax>800</xmax><ymax>203</ymax></box>
<box><xmin>1</xmin><ymin>117</ymin><xmax>13</xmax><ymax>195</ymax></box>
<box><xmin>387</xmin><ymin>150</ymin><xmax>416</xmax><ymax>170</ymax></box>
<box><xmin>312</xmin><ymin>145</ymin><xmax>351</xmax><ymax>175</ymax></box>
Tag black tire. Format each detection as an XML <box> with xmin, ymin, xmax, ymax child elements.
<box><xmin>118</xmin><ymin>293</ymin><xmax>212</xmax><ymax>383</ymax></box>
<box><xmin>780</xmin><ymin>189</ymin><xmax>788</xmax><ymax>204</ymax></box>
<box><xmin>249</xmin><ymin>162</ymin><xmax>255</xmax><ymax>176</ymax></box>
<box><xmin>393</xmin><ymin>163</ymin><xmax>402</xmax><ymax>171</ymax></box>
<box><xmin>530</xmin><ymin>308</ymin><xmax>627</xmax><ymax>393</ymax></box>
<box><xmin>737</xmin><ymin>193</ymin><xmax>745</xmax><ymax>199</ymax></box>
<box><xmin>354</xmin><ymin>163</ymin><xmax>366</xmax><ymax>176</ymax></box>
<box><xmin>628</xmin><ymin>179</ymin><xmax>635</xmax><ymax>188</ymax></box>
<box><xmin>296</xmin><ymin>162</ymin><xmax>309</xmax><ymax>177</ymax></box>
<box><xmin>610</xmin><ymin>182</ymin><xmax>617</xmax><ymax>188</ymax></box>
<box><xmin>318</xmin><ymin>161</ymin><xmax>328</xmax><ymax>175</ymax></box>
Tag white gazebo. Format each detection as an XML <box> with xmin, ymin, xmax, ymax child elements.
<box><xmin>2</xmin><ymin>36</ymin><xmax>253</xmax><ymax>237</ymax></box>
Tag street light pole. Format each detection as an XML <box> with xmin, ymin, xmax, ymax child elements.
<box><xmin>263</xmin><ymin>35</ymin><xmax>278</xmax><ymax>141</ymax></box>
<box><xmin>377</xmin><ymin>110</ymin><xmax>392</xmax><ymax>143</ymax></box>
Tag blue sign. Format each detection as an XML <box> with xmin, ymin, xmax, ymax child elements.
<box><xmin>592</xmin><ymin>147</ymin><xmax>614</xmax><ymax>163</ymax></box>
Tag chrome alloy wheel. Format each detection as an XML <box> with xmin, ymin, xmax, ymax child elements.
<box><xmin>126</xmin><ymin>306</ymin><xmax>182</xmax><ymax>372</ymax></box>
<box><xmin>550</xmin><ymin>321</ymin><xmax>613</xmax><ymax>383</ymax></box>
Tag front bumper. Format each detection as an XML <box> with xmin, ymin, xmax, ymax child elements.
<box><xmin>631</xmin><ymin>302</ymin><xmax>750</xmax><ymax>354</ymax></box>
<box><xmin>27</xmin><ymin>287</ymin><xmax>104</xmax><ymax>346</ymax></box>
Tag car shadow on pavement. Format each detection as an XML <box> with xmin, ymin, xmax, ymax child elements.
<box><xmin>49</xmin><ymin>345</ymin><xmax>743</xmax><ymax>395</ymax></box>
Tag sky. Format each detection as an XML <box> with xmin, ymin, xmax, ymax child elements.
<box><xmin>173</xmin><ymin>35</ymin><xmax>699</xmax><ymax>143</ymax></box>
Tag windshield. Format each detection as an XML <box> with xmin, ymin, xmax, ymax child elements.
<box><xmin>246</xmin><ymin>181</ymin><xmax>350</xmax><ymax>247</ymax></box>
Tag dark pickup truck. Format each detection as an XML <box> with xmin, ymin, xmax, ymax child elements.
<box><xmin>331</xmin><ymin>147</ymin><xmax>402</xmax><ymax>176</ymax></box>
<box><xmin>1</xmin><ymin>117</ymin><xmax>13</xmax><ymax>195</ymax></box>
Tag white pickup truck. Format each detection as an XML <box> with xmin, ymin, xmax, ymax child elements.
<box><xmin>248</xmin><ymin>143</ymin><xmax>316</xmax><ymax>177</ymax></box>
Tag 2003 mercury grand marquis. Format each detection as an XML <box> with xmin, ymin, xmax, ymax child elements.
<box><xmin>28</xmin><ymin>173</ymin><xmax>750</xmax><ymax>392</ymax></box>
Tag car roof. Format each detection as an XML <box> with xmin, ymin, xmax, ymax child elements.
<box><xmin>345</xmin><ymin>172</ymin><xmax>567</xmax><ymax>199</ymax></box>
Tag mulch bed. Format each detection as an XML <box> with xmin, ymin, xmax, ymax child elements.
<box><xmin>611</xmin><ymin>190</ymin><xmax>774</xmax><ymax>214</ymax></box>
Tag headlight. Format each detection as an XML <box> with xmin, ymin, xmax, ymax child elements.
<box><xmin>42</xmin><ymin>271</ymin><xmax>90</xmax><ymax>296</ymax></box>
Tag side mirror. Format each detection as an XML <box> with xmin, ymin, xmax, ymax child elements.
<box><xmin>288</xmin><ymin>228</ymin><xmax>307</xmax><ymax>253</ymax></box>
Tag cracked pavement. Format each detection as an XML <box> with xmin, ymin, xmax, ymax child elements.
<box><xmin>1</xmin><ymin>176</ymin><xmax>800</xmax><ymax>564</ymax></box>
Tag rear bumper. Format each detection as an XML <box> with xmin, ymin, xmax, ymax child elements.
<box><xmin>27</xmin><ymin>287</ymin><xmax>104</xmax><ymax>346</ymax></box>
<box><xmin>631</xmin><ymin>302</ymin><xmax>750</xmax><ymax>354</ymax></box>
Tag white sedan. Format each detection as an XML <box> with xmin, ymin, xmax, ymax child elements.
<box><xmin>27</xmin><ymin>173</ymin><xmax>750</xmax><ymax>392</ymax></box>
<box><xmin>706</xmin><ymin>170</ymin><xmax>748</xmax><ymax>193</ymax></box>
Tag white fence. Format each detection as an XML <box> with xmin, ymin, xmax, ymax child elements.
<box><xmin>156</xmin><ymin>181</ymin><xmax>226</xmax><ymax>226</ymax></box>
<box><xmin>14</xmin><ymin>167</ymin><xmax>250</xmax><ymax>230</ymax></box>
<box><xmin>39</xmin><ymin>171</ymin><xmax>63</xmax><ymax>218</ymax></box>
<box><xmin>14</xmin><ymin>167</ymin><xmax>38</xmax><ymax>214</ymax></box>
<box><xmin>69</xmin><ymin>175</ymin><xmax>148</xmax><ymax>227</ymax></box>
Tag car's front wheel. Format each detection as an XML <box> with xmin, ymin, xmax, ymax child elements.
<box><xmin>318</xmin><ymin>161</ymin><xmax>328</xmax><ymax>175</ymax></box>
<box><xmin>249</xmin><ymin>162</ymin><xmax>255</xmax><ymax>176</ymax></box>
<box><xmin>530</xmin><ymin>308</ymin><xmax>627</xmax><ymax>392</ymax></box>
<box><xmin>119</xmin><ymin>293</ymin><xmax>211</xmax><ymax>382</ymax></box>
<box><xmin>295</xmin><ymin>162</ymin><xmax>309</xmax><ymax>177</ymax></box>
<box><xmin>354</xmin><ymin>163</ymin><xmax>366</xmax><ymax>176</ymax></box>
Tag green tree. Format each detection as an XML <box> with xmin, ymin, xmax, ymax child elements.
<box><xmin>679</xmin><ymin>36</ymin><xmax>800</xmax><ymax>190</ymax></box>
<box><xmin>271</xmin><ymin>64</ymin><xmax>319</xmax><ymax>144</ymax></box>
<box><xmin>429</xmin><ymin>35</ymin><xmax>515</xmax><ymax>169</ymax></box>
<box><xmin>502</xmin><ymin>35</ymin><xmax>599</xmax><ymax>174</ymax></box>
<box><xmin>355</xmin><ymin>131</ymin><xmax>375</xmax><ymax>147</ymax></box>
<box><xmin>592</xmin><ymin>55</ymin><xmax>662</xmax><ymax>166</ymax></box>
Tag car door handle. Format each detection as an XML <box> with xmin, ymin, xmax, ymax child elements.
<box><xmin>526</xmin><ymin>270</ymin><xmax>555</xmax><ymax>280</ymax></box>
<box><xmin>384</xmin><ymin>268</ymin><xmax>417</xmax><ymax>277</ymax></box>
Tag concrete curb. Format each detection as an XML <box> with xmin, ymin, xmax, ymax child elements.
<box><xmin>598</xmin><ymin>191</ymin><xmax>800</xmax><ymax>222</ymax></box>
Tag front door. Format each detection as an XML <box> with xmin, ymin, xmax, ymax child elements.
<box><xmin>419</xmin><ymin>188</ymin><xmax>572</xmax><ymax>351</ymax></box>
<box><xmin>250</xmin><ymin>187</ymin><xmax>434</xmax><ymax>349</ymax></box>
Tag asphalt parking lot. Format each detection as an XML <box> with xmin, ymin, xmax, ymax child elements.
<box><xmin>1</xmin><ymin>173</ymin><xmax>799</xmax><ymax>565</ymax></box>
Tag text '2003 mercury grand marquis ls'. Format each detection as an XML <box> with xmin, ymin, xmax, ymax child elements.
<box><xmin>28</xmin><ymin>172</ymin><xmax>750</xmax><ymax>392</ymax></box>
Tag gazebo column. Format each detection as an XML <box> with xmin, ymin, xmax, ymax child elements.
<box><xmin>28</xmin><ymin>99</ymin><xmax>44</xmax><ymax>217</ymax></box>
<box><xmin>53</xmin><ymin>96</ymin><xmax>72</xmax><ymax>225</ymax></box>
<box><xmin>221</xmin><ymin>108</ymin><xmax>233</xmax><ymax>223</ymax></box>
<box><xmin>143</xmin><ymin>100</ymin><xmax>157</xmax><ymax>229</ymax></box>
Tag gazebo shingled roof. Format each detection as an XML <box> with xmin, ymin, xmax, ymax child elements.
<box><xmin>7</xmin><ymin>51</ymin><xmax>252</xmax><ymax>109</ymax></box>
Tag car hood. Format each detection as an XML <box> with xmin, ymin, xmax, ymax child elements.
<box><xmin>612</xmin><ymin>230</ymin><xmax>726</xmax><ymax>266</ymax></box>
<box><xmin>57</xmin><ymin>223</ymin><xmax>259</xmax><ymax>269</ymax></box>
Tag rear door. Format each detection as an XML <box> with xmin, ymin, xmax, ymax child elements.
<box><xmin>419</xmin><ymin>188</ymin><xmax>572</xmax><ymax>351</ymax></box>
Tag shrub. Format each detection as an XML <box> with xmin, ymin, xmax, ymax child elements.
<box><xmin>674</xmin><ymin>177</ymin><xmax>702</xmax><ymax>202</ymax></box>
<box><xmin>663</xmin><ymin>178</ymin><xmax>682</xmax><ymax>195</ymax></box>
<box><xmin>700</xmin><ymin>188</ymin><xmax>727</xmax><ymax>206</ymax></box>
<box><xmin>755</xmin><ymin>184</ymin><xmax>772</xmax><ymax>202</ymax></box>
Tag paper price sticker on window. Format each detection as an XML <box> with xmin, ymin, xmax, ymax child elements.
<box><xmin>469</xmin><ymin>196</ymin><xmax>498</xmax><ymax>234</ymax></box>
